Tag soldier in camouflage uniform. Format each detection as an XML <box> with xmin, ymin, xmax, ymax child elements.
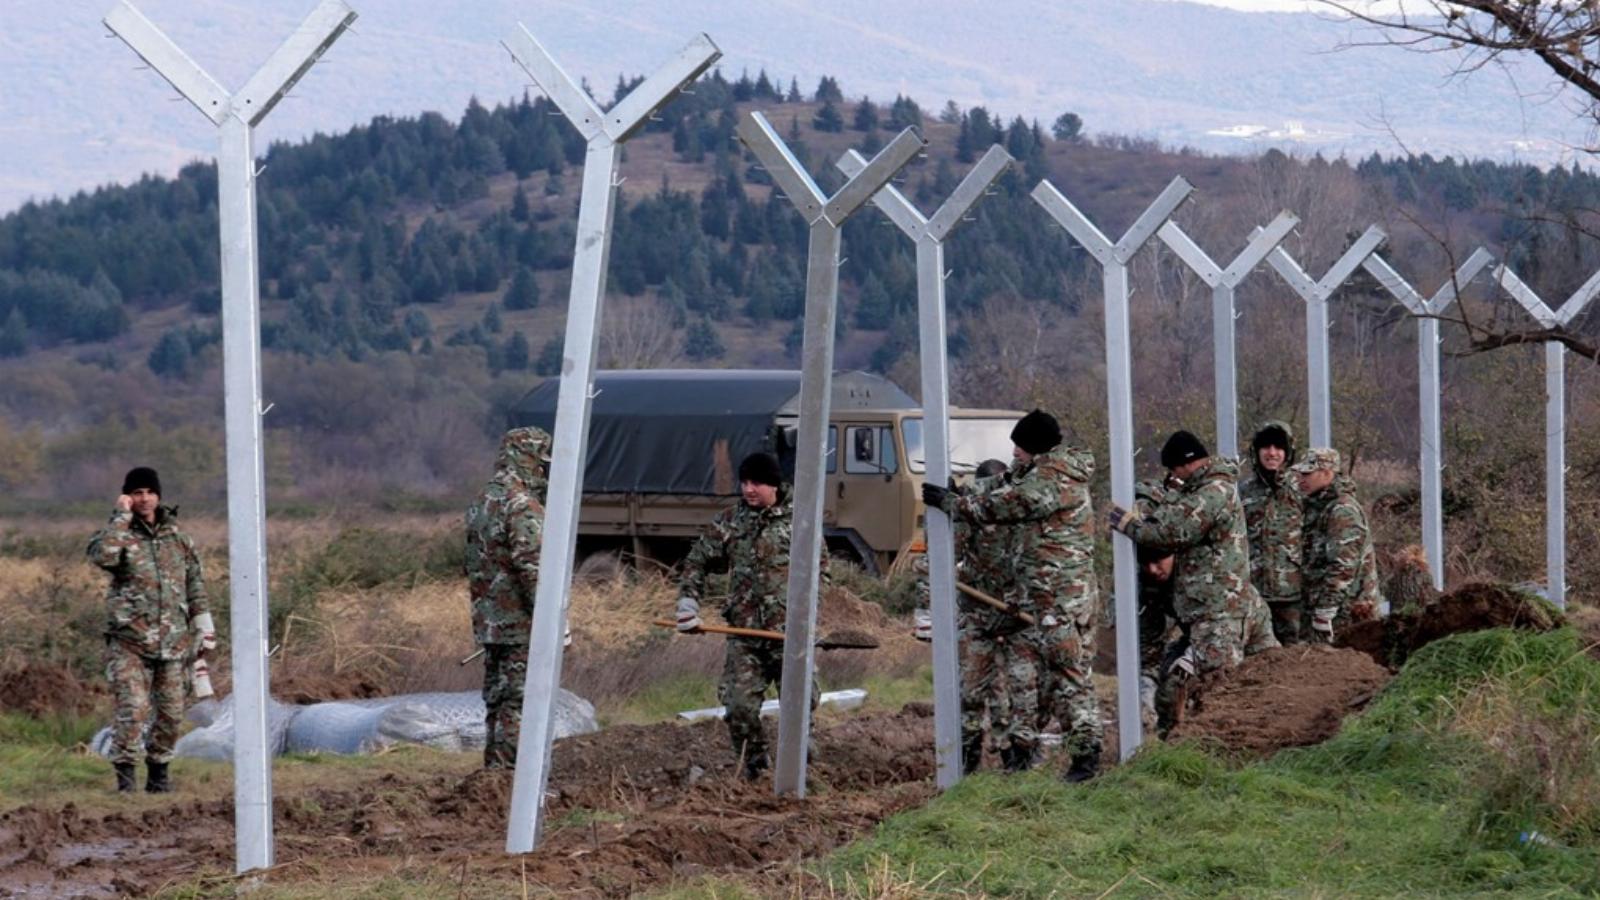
<box><xmin>676</xmin><ymin>452</ymin><xmax>822</xmax><ymax>779</ymax></box>
<box><xmin>465</xmin><ymin>427</ymin><xmax>551</xmax><ymax>769</ymax></box>
<box><xmin>923</xmin><ymin>410</ymin><xmax>1103</xmax><ymax>782</ymax></box>
<box><xmin>1293</xmin><ymin>448</ymin><xmax>1382</xmax><ymax>642</ymax></box>
<box><xmin>87</xmin><ymin>467</ymin><xmax>211</xmax><ymax>794</ymax></box>
<box><xmin>1136</xmin><ymin>543</ymin><xmax>1178</xmax><ymax>735</ymax></box>
<box><xmin>914</xmin><ymin>459</ymin><xmax>1035</xmax><ymax>774</ymax></box>
<box><xmin>1107</xmin><ymin>431</ymin><xmax>1279</xmax><ymax>735</ymax></box>
<box><xmin>1239</xmin><ymin>421</ymin><xmax>1307</xmax><ymax>644</ymax></box>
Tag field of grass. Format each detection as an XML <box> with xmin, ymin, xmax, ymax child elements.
<box><xmin>664</xmin><ymin>627</ymin><xmax>1600</xmax><ymax>898</ymax></box>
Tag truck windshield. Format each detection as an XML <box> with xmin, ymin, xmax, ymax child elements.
<box><xmin>901</xmin><ymin>418</ymin><xmax>1016</xmax><ymax>474</ymax></box>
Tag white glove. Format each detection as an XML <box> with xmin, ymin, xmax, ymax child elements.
<box><xmin>1040</xmin><ymin>614</ymin><xmax>1059</xmax><ymax>628</ymax></box>
<box><xmin>1311</xmin><ymin>607</ymin><xmax>1337</xmax><ymax>635</ymax></box>
<box><xmin>676</xmin><ymin>595</ymin><xmax>702</xmax><ymax>632</ymax></box>
<box><xmin>564</xmin><ymin>622</ymin><xmax>572</xmax><ymax>648</ymax></box>
<box><xmin>912</xmin><ymin>609</ymin><xmax>932</xmax><ymax>642</ymax></box>
<box><xmin>1169</xmin><ymin>647</ymin><xmax>1197</xmax><ymax>682</ymax></box>
<box><xmin>193</xmin><ymin>612</ymin><xmax>217</xmax><ymax>651</ymax></box>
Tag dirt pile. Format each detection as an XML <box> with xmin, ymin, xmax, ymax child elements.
<box><xmin>1341</xmin><ymin>581</ymin><xmax>1564</xmax><ymax>669</ymax></box>
<box><xmin>0</xmin><ymin>662</ymin><xmax>104</xmax><ymax>717</ymax></box>
<box><xmin>0</xmin><ymin>708</ymin><xmax>936</xmax><ymax>898</ymax></box>
<box><xmin>1167</xmin><ymin>645</ymin><xmax>1390</xmax><ymax>755</ymax></box>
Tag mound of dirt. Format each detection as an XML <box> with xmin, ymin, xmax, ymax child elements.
<box><xmin>0</xmin><ymin>707</ymin><xmax>936</xmax><ymax>898</ymax></box>
<box><xmin>1341</xmin><ymin>580</ymin><xmax>1563</xmax><ymax>669</ymax></box>
<box><xmin>0</xmin><ymin>662</ymin><xmax>105</xmax><ymax>718</ymax></box>
<box><xmin>1167</xmin><ymin>645</ymin><xmax>1390</xmax><ymax>755</ymax></box>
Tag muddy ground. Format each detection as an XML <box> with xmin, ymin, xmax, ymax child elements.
<box><xmin>0</xmin><ymin>580</ymin><xmax>1569</xmax><ymax>898</ymax></box>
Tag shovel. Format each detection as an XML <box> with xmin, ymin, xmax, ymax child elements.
<box><xmin>651</xmin><ymin>618</ymin><xmax>879</xmax><ymax>650</ymax></box>
<box><xmin>955</xmin><ymin>581</ymin><xmax>1036</xmax><ymax>626</ymax></box>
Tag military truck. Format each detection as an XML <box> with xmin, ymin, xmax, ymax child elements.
<box><xmin>509</xmin><ymin>369</ymin><xmax>1022</xmax><ymax>574</ymax></box>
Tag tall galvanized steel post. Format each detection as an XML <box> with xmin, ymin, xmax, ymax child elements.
<box><xmin>1360</xmin><ymin>249</ymin><xmax>1493</xmax><ymax>592</ymax></box>
<box><xmin>500</xmin><ymin>27</ymin><xmax>720</xmax><ymax>853</ymax></box>
<box><xmin>1157</xmin><ymin>213</ymin><xmax>1298</xmax><ymax>459</ymax></box>
<box><xmin>1491</xmin><ymin>265</ymin><xmax>1600</xmax><ymax>609</ymax></box>
<box><xmin>837</xmin><ymin>144</ymin><xmax>1013</xmax><ymax>788</ymax></box>
<box><xmin>738</xmin><ymin>116</ymin><xmax>926</xmax><ymax>797</ymax></box>
<box><xmin>1031</xmin><ymin>177</ymin><xmax>1193</xmax><ymax>761</ymax></box>
<box><xmin>1263</xmin><ymin>227</ymin><xmax>1387</xmax><ymax>448</ymax></box>
<box><xmin>102</xmin><ymin>0</ymin><xmax>356</xmax><ymax>873</ymax></box>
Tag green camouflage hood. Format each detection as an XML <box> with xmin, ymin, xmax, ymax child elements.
<box><xmin>1249</xmin><ymin>419</ymin><xmax>1297</xmax><ymax>485</ymax></box>
<box><xmin>495</xmin><ymin>427</ymin><xmax>552</xmax><ymax>493</ymax></box>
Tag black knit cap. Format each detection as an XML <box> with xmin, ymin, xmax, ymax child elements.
<box><xmin>1159</xmin><ymin>430</ymin><xmax>1208</xmax><ymax>469</ymax></box>
<box><xmin>737</xmin><ymin>452</ymin><xmax>783</xmax><ymax>488</ymax></box>
<box><xmin>121</xmin><ymin>466</ymin><xmax>162</xmax><ymax>496</ymax></box>
<box><xmin>1252</xmin><ymin>424</ymin><xmax>1290</xmax><ymax>451</ymax></box>
<box><xmin>1010</xmin><ymin>409</ymin><xmax>1062</xmax><ymax>456</ymax></box>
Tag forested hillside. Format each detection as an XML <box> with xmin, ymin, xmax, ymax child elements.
<box><xmin>2</xmin><ymin>68</ymin><xmax>1598</xmax><ymax>587</ymax></box>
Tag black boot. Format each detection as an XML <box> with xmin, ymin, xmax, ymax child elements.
<box><xmin>146</xmin><ymin>760</ymin><xmax>171</xmax><ymax>794</ymax></box>
<box><xmin>114</xmin><ymin>762</ymin><xmax>137</xmax><ymax>793</ymax></box>
<box><xmin>740</xmin><ymin>750</ymin><xmax>769</xmax><ymax>781</ymax></box>
<box><xmin>1064</xmin><ymin>748</ymin><xmax>1101</xmax><ymax>784</ymax></box>
<box><xmin>962</xmin><ymin>736</ymin><xmax>984</xmax><ymax>775</ymax></box>
<box><xmin>1000</xmin><ymin>743</ymin><xmax>1034</xmax><ymax>773</ymax></box>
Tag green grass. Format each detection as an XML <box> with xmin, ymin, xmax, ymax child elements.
<box><xmin>598</xmin><ymin>672</ymin><xmax>720</xmax><ymax>726</ymax></box>
<box><xmin>674</xmin><ymin>628</ymin><xmax>1600</xmax><ymax>898</ymax></box>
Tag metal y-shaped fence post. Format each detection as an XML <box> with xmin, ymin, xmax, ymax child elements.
<box><xmin>837</xmin><ymin>144</ymin><xmax>1013</xmax><ymax>788</ymax></box>
<box><xmin>1031</xmin><ymin>176</ymin><xmax>1193</xmax><ymax>761</ymax></box>
<box><xmin>501</xmin><ymin>27</ymin><xmax>720</xmax><ymax>852</ymax></box>
<box><xmin>1158</xmin><ymin>213</ymin><xmax>1299</xmax><ymax>459</ymax></box>
<box><xmin>1263</xmin><ymin>227</ymin><xmax>1387</xmax><ymax>448</ymax></box>
<box><xmin>102</xmin><ymin>0</ymin><xmax>356</xmax><ymax>873</ymax></box>
<box><xmin>738</xmin><ymin>115</ymin><xmax>926</xmax><ymax>796</ymax></box>
<box><xmin>1360</xmin><ymin>249</ymin><xmax>1495</xmax><ymax>592</ymax></box>
<box><xmin>1487</xmin><ymin>265</ymin><xmax>1600</xmax><ymax>609</ymax></box>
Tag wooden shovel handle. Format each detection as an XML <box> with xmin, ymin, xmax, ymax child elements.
<box><xmin>651</xmin><ymin>618</ymin><xmax>784</xmax><ymax>642</ymax></box>
<box><xmin>955</xmin><ymin>581</ymin><xmax>1037</xmax><ymax>626</ymax></box>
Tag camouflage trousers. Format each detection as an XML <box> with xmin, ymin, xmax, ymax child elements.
<box><xmin>1243</xmin><ymin>595</ymin><xmax>1281</xmax><ymax>657</ymax></box>
<box><xmin>1156</xmin><ymin>613</ymin><xmax>1247</xmax><ymax>735</ymax></box>
<box><xmin>1032</xmin><ymin>607</ymin><xmax>1102</xmax><ymax>759</ymax></box>
<box><xmin>104</xmin><ymin>638</ymin><xmax>186</xmax><ymax>765</ymax></box>
<box><xmin>1264</xmin><ymin>596</ymin><xmax>1305</xmax><ymax>645</ymax></box>
<box><xmin>1139</xmin><ymin>606</ymin><xmax>1176</xmax><ymax>736</ymax></box>
<box><xmin>720</xmin><ymin>638</ymin><xmax>817</xmax><ymax>767</ymax></box>
<box><xmin>961</xmin><ymin>628</ymin><xmax>1040</xmax><ymax>754</ymax></box>
<box><xmin>482</xmin><ymin>643</ymin><xmax>529</xmax><ymax>769</ymax></box>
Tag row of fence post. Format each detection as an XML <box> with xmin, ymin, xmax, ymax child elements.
<box><xmin>104</xmin><ymin>5</ymin><xmax>1590</xmax><ymax>874</ymax></box>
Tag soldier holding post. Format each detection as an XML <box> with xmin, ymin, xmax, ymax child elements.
<box><xmin>1292</xmin><ymin>447</ymin><xmax>1382</xmax><ymax>643</ymax></box>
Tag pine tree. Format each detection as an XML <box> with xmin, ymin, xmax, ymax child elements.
<box><xmin>1052</xmin><ymin>111</ymin><xmax>1083</xmax><ymax>142</ymax></box>
<box><xmin>813</xmin><ymin>101</ymin><xmax>844</xmax><ymax>133</ymax></box>
<box><xmin>852</xmin><ymin>96</ymin><xmax>880</xmax><ymax>132</ymax></box>
<box><xmin>786</xmin><ymin>77</ymin><xmax>802</xmax><ymax>103</ymax></box>
<box><xmin>0</xmin><ymin>308</ymin><xmax>26</xmax><ymax>358</ymax></box>
<box><xmin>683</xmin><ymin>316</ymin><xmax>725</xmax><ymax>361</ymax></box>
<box><xmin>148</xmin><ymin>329</ymin><xmax>192</xmax><ymax>379</ymax></box>
<box><xmin>535</xmin><ymin>335</ymin><xmax>564</xmax><ymax>376</ymax></box>
<box><xmin>483</xmin><ymin>302</ymin><xmax>504</xmax><ymax>334</ymax></box>
<box><xmin>511</xmin><ymin>184</ymin><xmax>531</xmax><ymax>222</ymax></box>
<box><xmin>504</xmin><ymin>330</ymin><xmax>530</xmax><ymax>371</ymax></box>
<box><xmin>504</xmin><ymin>266</ymin><xmax>541</xmax><ymax>310</ymax></box>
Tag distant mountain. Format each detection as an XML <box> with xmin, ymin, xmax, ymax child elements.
<box><xmin>0</xmin><ymin>0</ymin><xmax>1589</xmax><ymax>213</ymax></box>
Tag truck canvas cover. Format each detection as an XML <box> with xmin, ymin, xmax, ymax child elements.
<box><xmin>509</xmin><ymin>369</ymin><xmax>916</xmax><ymax>496</ymax></box>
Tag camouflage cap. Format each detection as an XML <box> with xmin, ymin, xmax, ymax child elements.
<box><xmin>496</xmin><ymin>426</ymin><xmax>553</xmax><ymax>480</ymax></box>
<box><xmin>1290</xmin><ymin>446</ymin><xmax>1340</xmax><ymax>474</ymax></box>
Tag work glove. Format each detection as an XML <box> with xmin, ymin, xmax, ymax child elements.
<box><xmin>1350</xmin><ymin>600</ymin><xmax>1377</xmax><ymax>623</ymax></box>
<box><xmin>1106</xmin><ymin>504</ymin><xmax>1137</xmax><ymax>534</ymax></box>
<box><xmin>564</xmin><ymin>622</ymin><xmax>573</xmax><ymax>648</ymax></box>
<box><xmin>675</xmin><ymin>595</ymin><xmax>702</xmax><ymax>633</ymax></box>
<box><xmin>1166</xmin><ymin>646</ymin><xmax>1198</xmax><ymax>683</ymax></box>
<box><xmin>921</xmin><ymin>482</ymin><xmax>951</xmax><ymax>511</ymax></box>
<box><xmin>193</xmin><ymin>612</ymin><xmax>217</xmax><ymax>662</ymax></box>
<box><xmin>912</xmin><ymin>608</ymin><xmax>933</xmax><ymax>642</ymax></box>
<box><xmin>1311</xmin><ymin>606</ymin><xmax>1337</xmax><ymax>640</ymax></box>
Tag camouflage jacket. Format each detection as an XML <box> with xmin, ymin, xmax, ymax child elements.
<box><xmin>1124</xmin><ymin>457</ymin><xmax>1258</xmax><ymax>625</ymax></box>
<box><xmin>87</xmin><ymin>506</ymin><xmax>210</xmax><ymax>660</ymax></box>
<box><xmin>919</xmin><ymin>474</ymin><xmax>1022</xmax><ymax>635</ymax></box>
<box><xmin>1300</xmin><ymin>474</ymin><xmax>1382</xmax><ymax>615</ymax></box>
<box><xmin>946</xmin><ymin>447</ymin><xmax>1097</xmax><ymax>615</ymax></box>
<box><xmin>1239</xmin><ymin>421</ymin><xmax>1304</xmax><ymax>602</ymax></box>
<box><xmin>679</xmin><ymin>488</ymin><xmax>824</xmax><ymax>633</ymax></box>
<box><xmin>465</xmin><ymin>439</ymin><xmax>548</xmax><ymax>645</ymax></box>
